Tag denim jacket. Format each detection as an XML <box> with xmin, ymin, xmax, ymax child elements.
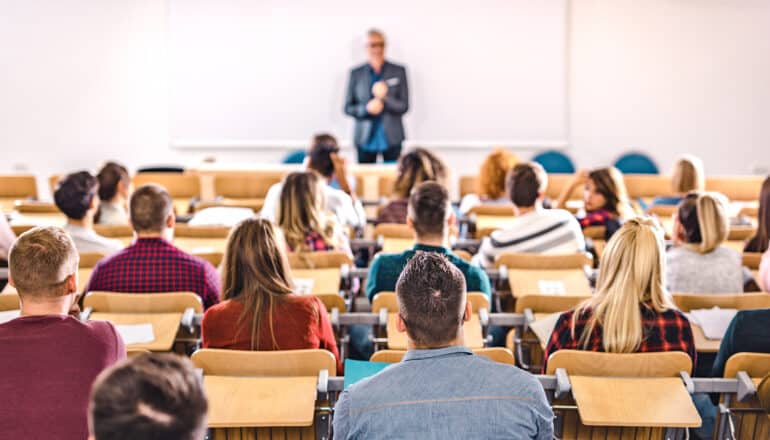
<box><xmin>333</xmin><ymin>346</ymin><xmax>553</xmax><ymax>439</ymax></box>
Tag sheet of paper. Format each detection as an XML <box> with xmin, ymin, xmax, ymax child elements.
<box><xmin>293</xmin><ymin>278</ymin><xmax>315</xmax><ymax>295</ymax></box>
<box><xmin>689</xmin><ymin>307</ymin><xmax>737</xmax><ymax>340</ymax></box>
<box><xmin>0</xmin><ymin>310</ymin><xmax>20</xmax><ymax>324</ymax></box>
<box><xmin>538</xmin><ymin>280</ymin><xmax>566</xmax><ymax>295</ymax></box>
<box><xmin>530</xmin><ymin>312</ymin><xmax>562</xmax><ymax>346</ymax></box>
<box><xmin>188</xmin><ymin>207</ymin><xmax>255</xmax><ymax>227</ymax></box>
<box><xmin>115</xmin><ymin>323</ymin><xmax>155</xmax><ymax>345</ymax></box>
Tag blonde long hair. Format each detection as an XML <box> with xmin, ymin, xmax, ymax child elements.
<box><xmin>278</xmin><ymin>171</ymin><xmax>335</xmax><ymax>252</ymax></box>
<box><xmin>573</xmin><ymin>217</ymin><xmax>674</xmax><ymax>353</ymax></box>
<box><xmin>222</xmin><ymin>218</ymin><xmax>295</xmax><ymax>350</ymax></box>
<box><xmin>676</xmin><ymin>191</ymin><xmax>729</xmax><ymax>254</ymax></box>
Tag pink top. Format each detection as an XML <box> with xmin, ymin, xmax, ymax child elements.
<box><xmin>0</xmin><ymin>315</ymin><xmax>125</xmax><ymax>439</ymax></box>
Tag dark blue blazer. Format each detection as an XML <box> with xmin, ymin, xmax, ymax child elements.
<box><xmin>344</xmin><ymin>61</ymin><xmax>409</xmax><ymax>147</ymax></box>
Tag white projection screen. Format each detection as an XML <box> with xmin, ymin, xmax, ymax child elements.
<box><xmin>169</xmin><ymin>0</ymin><xmax>567</xmax><ymax>148</ymax></box>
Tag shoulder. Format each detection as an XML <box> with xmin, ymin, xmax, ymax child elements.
<box><xmin>350</xmin><ymin>63</ymin><xmax>369</xmax><ymax>75</ymax></box>
<box><xmin>715</xmin><ymin>245</ymin><xmax>741</xmax><ymax>261</ymax></box>
<box><xmin>372</xmin><ymin>251</ymin><xmax>408</xmax><ymax>269</ymax></box>
<box><xmin>657</xmin><ymin>307</ymin><xmax>692</xmax><ymax>325</ymax></box>
<box><xmin>203</xmin><ymin>300</ymin><xmax>241</xmax><ymax>323</ymax></box>
<box><xmin>81</xmin><ymin>319</ymin><xmax>123</xmax><ymax>347</ymax></box>
<box><xmin>385</xmin><ymin>61</ymin><xmax>407</xmax><ymax>72</ymax></box>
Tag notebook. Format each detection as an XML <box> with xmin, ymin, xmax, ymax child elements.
<box><xmin>343</xmin><ymin>359</ymin><xmax>392</xmax><ymax>389</ymax></box>
<box><xmin>688</xmin><ymin>307</ymin><xmax>737</xmax><ymax>340</ymax></box>
<box><xmin>115</xmin><ymin>323</ymin><xmax>155</xmax><ymax>345</ymax></box>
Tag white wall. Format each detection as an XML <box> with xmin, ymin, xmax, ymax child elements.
<box><xmin>1</xmin><ymin>0</ymin><xmax>769</xmax><ymax>200</ymax></box>
<box><xmin>570</xmin><ymin>0</ymin><xmax>770</xmax><ymax>175</ymax></box>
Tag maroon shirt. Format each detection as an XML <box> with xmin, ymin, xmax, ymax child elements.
<box><xmin>85</xmin><ymin>237</ymin><xmax>221</xmax><ymax>309</ymax></box>
<box><xmin>0</xmin><ymin>315</ymin><xmax>125</xmax><ymax>439</ymax></box>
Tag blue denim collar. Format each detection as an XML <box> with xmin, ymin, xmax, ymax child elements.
<box><xmin>403</xmin><ymin>345</ymin><xmax>473</xmax><ymax>362</ymax></box>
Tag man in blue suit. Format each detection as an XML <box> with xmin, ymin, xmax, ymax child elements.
<box><xmin>344</xmin><ymin>29</ymin><xmax>409</xmax><ymax>163</ymax></box>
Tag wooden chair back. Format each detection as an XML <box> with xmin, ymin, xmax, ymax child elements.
<box><xmin>514</xmin><ymin>294</ymin><xmax>590</xmax><ymax>314</ymax></box>
<box><xmin>545</xmin><ymin>174</ymin><xmax>581</xmax><ymax>200</ymax></box>
<box><xmin>48</xmin><ymin>175</ymin><xmax>62</xmax><ymax>194</ymax></box>
<box><xmin>191</xmin><ymin>348</ymin><xmax>337</xmax><ymax>376</ymax></box>
<box><xmin>372</xmin><ymin>291</ymin><xmax>489</xmax><ymax>313</ymax></box>
<box><xmin>645</xmin><ymin>204</ymin><xmax>678</xmax><ymax>218</ymax></box>
<box><xmin>706</xmin><ymin>176</ymin><xmax>765</xmax><ymax>202</ymax></box>
<box><xmin>287</xmin><ymin>251</ymin><xmax>352</xmax><ymax>269</ymax></box>
<box><xmin>314</xmin><ymin>293</ymin><xmax>347</xmax><ymax>314</ymax></box>
<box><xmin>193</xmin><ymin>251</ymin><xmax>223</xmax><ymax>267</ymax></box>
<box><xmin>729</xmin><ymin>226</ymin><xmax>756</xmax><ymax>242</ymax></box>
<box><xmin>374</xmin><ymin>223</ymin><xmax>412</xmax><ymax>239</ymax></box>
<box><xmin>79</xmin><ymin>252</ymin><xmax>105</xmax><ymax>268</ymax></box>
<box><xmin>671</xmin><ymin>293</ymin><xmax>770</xmax><ymax>313</ymax></box>
<box><xmin>93</xmin><ymin>224</ymin><xmax>134</xmax><ymax>239</ymax></box>
<box><xmin>582</xmin><ymin>226</ymin><xmax>606</xmax><ymax>240</ymax></box>
<box><xmin>213</xmin><ymin>173</ymin><xmax>283</xmax><ymax>199</ymax></box>
<box><xmin>174</xmin><ymin>224</ymin><xmax>231</xmax><ymax>238</ymax></box>
<box><xmin>84</xmin><ymin>292</ymin><xmax>203</xmax><ymax>313</ymax></box>
<box><xmin>0</xmin><ymin>293</ymin><xmax>20</xmax><ymax>311</ymax></box>
<box><xmin>468</xmin><ymin>204</ymin><xmax>515</xmax><ymax>216</ymax></box>
<box><xmin>371</xmin><ymin>347</ymin><xmax>515</xmax><ymax>365</ymax></box>
<box><xmin>623</xmin><ymin>174</ymin><xmax>672</xmax><ymax>199</ymax></box>
<box><xmin>454</xmin><ymin>249</ymin><xmax>472</xmax><ymax>262</ymax></box>
<box><xmin>14</xmin><ymin>201</ymin><xmax>60</xmax><ymax>214</ymax></box>
<box><xmin>126</xmin><ymin>348</ymin><xmax>151</xmax><ymax>358</ymax></box>
<box><xmin>545</xmin><ymin>350</ymin><xmax>692</xmax><ymax>376</ymax></box>
<box><xmin>720</xmin><ymin>353</ymin><xmax>770</xmax><ymax>439</ymax></box>
<box><xmin>458</xmin><ymin>175</ymin><xmax>478</xmax><ymax>198</ymax></box>
<box><xmin>133</xmin><ymin>173</ymin><xmax>201</xmax><ymax>198</ymax></box>
<box><xmin>377</xmin><ymin>176</ymin><xmax>396</xmax><ymax>199</ymax></box>
<box><xmin>743</xmin><ymin>252</ymin><xmax>762</xmax><ymax>270</ymax></box>
<box><xmin>0</xmin><ymin>174</ymin><xmax>38</xmax><ymax>199</ymax></box>
<box><xmin>497</xmin><ymin>252</ymin><xmax>592</xmax><ymax>270</ymax></box>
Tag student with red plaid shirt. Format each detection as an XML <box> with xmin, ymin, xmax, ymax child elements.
<box><xmin>86</xmin><ymin>184</ymin><xmax>221</xmax><ymax>309</ymax></box>
<box><xmin>543</xmin><ymin>218</ymin><xmax>696</xmax><ymax>372</ymax></box>
<box><xmin>557</xmin><ymin>167</ymin><xmax>631</xmax><ymax>240</ymax></box>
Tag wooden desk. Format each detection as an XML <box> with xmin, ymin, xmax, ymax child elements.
<box><xmin>204</xmin><ymin>375</ymin><xmax>317</xmax><ymax>428</ymax></box>
<box><xmin>475</xmin><ymin>215</ymin><xmax>516</xmax><ymax>232</ymax></box>
<box><xmin>570</xmin><ymin>376</ymin><xmax>701</xmax><ymax>428</ymax></box>
<box><xmin>507</xmin><ymin>270</ymin><xmax>592</xmax><ymax>298</ymax></box>
<box><xmin>382</xmin><ymin>238</ymin><xmax>413</xmax><ymax>254</ymax></box>
<box><xmin>9</xmin><ymin>212</ymin><xmax>65</xmax><ymax>228</ymax></box>
<box><xmin>90</xmin><ymin>312</ymin><xmax>182</xmax><ymax>351</ymax></box>
<box><xmin>386</xmin><ymin>313</ymin><xmax>484</xmax><ymax>349</ymax></box>
<box><xmin>691</xmin><ymin>323</ymin><xmax>721</xmax><ymax>353</ymax></box>
<box><xmin>291</xmin><ymin>268</ymin><xmax>340</xmax><ymax>295</ymax></box>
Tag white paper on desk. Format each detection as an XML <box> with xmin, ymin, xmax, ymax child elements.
<box><xmin>115</xmin><ymin>324</ymin><xmax>155</xmax><ymax>345</ymax></box>
<box><xmin>0</xmin><ymin>310</ymin><xmax>20</xmax><ymax>324</ymax></box>
<box><xmin>188</xmin><ymin>207</ymin><xmax>255</xmax><ymax>227</ymax></box>
<box><xmin>293</xmin><ymin>278</ymin><xmax>315</xmax><ymax>295</ymax></box>
<box><xmin>688</xmin><ymin>307</ymin><xmax>737</xmax><ymax>340</ymax></box>
<box><xmin>538</xmin><ymin>280</ymin><xmax>566</xmax><ymax>295</ymax></box>
<box><xmin>529</xmin><ymin>312</ymin><xmax>562</xmax><ymax>346</ymax></box>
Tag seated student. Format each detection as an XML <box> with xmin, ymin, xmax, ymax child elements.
<box><xmin>649</xmin><ymin>155</ymin><xmax>705</xmax><ymax>207</ymax></box>
<box><xmin>89</xmin><ymin>353</ymin><xmax>208</xmax><ymax>440</ymax></box>
<box><xmin>458</xmin><ymin>148</ymin><xmax>517</xmax><ymax>215</ymax></box>
<box><xmin>201</xmin><ymin>218</ymin><xmax>340</xmax><ymax>370</ymax></box>
<box><xmin>86</xmin><ymin>184</ymin><xmax>220</xmax><ymax>309</ymax></box>
<box><xmin>745</xmin><ymin>176</ymin><xmax>770</xmax><ymax>253</ymax></box>
<box><xmin>54</xmin><ymin>171</ymin><xmax>123</xmax><ymax>255</ymax></box>
<box><xmin>367</xmin><ymin>181</ymin><xmax>491</xmax><ymax>302</ymax></box>
<box><xmin>557</xmin><ymin>167</ymin><xmax>630</xmax><ymax>239</ymax></box>
<box><xmin>667</xmin><ymin>192</ymin><xmax>745</xmax><ymax>293</ymax></box>
<box><xmin>762</xmin><ymin>250</ymin><xmax>770</xmax><ymax>292</ymax></box>
<box><xmin>544</xmin><ymin>218</ymin><xmax>696</xmax><ymax>371</ymax></box>
<box><xmin>472</xmin><ymin>162</ymin><xmax>585</xmax><ymax>268</ymax></box>
<box><xmin>261</xmin><ymin>133</ymin><xmax>366</xmax><ymax>229</ymax></box>
<box><xmin>0</xmin><ymin>226</ymin><xmax>125</xmax><ymax>439</ymax></box>
<box><xmin>712</xmin><ymin>308</ymin><xmax>770</xmax><ymax>377</ymax></box>
<box><xmin>334</xmin><ymin>252</ymin><xmax>553</xmax><ymax>440</ymax></box>
<box><xmin>376</xmin><ymin>147</ymin><xmax>448</xmax><ymax>224</ymax></box>
<box><xmin>0</xmin><ymin>214</ymin><xmax>16</xmax><ymax>261</ymax></box>
<box><xmin>96</xmin><ymin>161</ymin><xmax>131</xmax><ymax>225</ymax></box>
<box><xmin>278</xmin><ymin>171</ymin><xmax>352</xmax><ymax>257</ymax></box>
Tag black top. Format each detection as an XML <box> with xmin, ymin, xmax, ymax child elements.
<box><xmin>712</xmin><ymin>308</ymin><xmax>770</xmax><ymax>377</ymax></box>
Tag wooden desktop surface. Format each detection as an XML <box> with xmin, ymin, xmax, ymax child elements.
<box><xmin>90</xmin><ymin>312</ymin><xmax>182</xmax><ymax>352</ymax></box>
<box><xmin>386</xmin><ymin>313</ymin><xmax>484</xmax><ymax>350</ymax></box>
<box><xmin>204</xmin><ymin>375</ymin><xmax>317</xmax><ymax>428</ymax></box>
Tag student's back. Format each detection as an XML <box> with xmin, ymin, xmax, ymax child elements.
<box><xmin>0</xmin><ymin>316</ymin><xmax>123</xmax><ymax>439</ymax></box>
<box><xmin>337</xmin><ymin>347</ymin><xmax>551</xmax><ymax>439</ymax></box>
<box><xmin>712</xmin><ymin>308</ymin><xmax>770</xmax><ymax>377</ymax></box>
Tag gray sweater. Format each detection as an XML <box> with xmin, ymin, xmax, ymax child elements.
<box><xmin>666</xmin><ymin>245</ymin><xmax>745</xmax><ymax>294</ymax></box>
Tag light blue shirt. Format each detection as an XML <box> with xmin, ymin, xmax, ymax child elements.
<box><xmin>333</xmin><ymin>346</ymin><xmax>554</xmax><ymax>440</ymax></box>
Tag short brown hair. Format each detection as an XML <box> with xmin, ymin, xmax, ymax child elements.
<box><xmin>89</xmin><ymin>353</ymin><xmax>208</xmax><ymax>440</ymax></box>
<box><xmin>396</xmin><ymin>252</ymin><xmax>467</xmax><ymax>346</ymax></box>
<box><xmin>407</xmin><ymin>182</ymin><xmax>450</xmax><ymax>238</ymax></box>
<box><xmin>130</xmin><ymin>184</ymin><xmax>173</xmax><ymax>233</ymax></box>
<box><xmin>307</xmin><ymin>134</ymin><xmax>340</xmax><ymax>178</ymax></box>
<box><xmin>54</xmin><ymin>171</ymin><xmax>98</xmax><ymax>220</ymax></box>
<box><xmin>9</xmin><ymin>226</ymin><xmax>78</xmax><ymax>297</ymax></box>
<box><xmin>507</xmin><ymin>162</ymin><xmax>547</xmax><ymax>207</ymax></box>
<box><xmin>97</xmin><ymin>161</ymin><xmax>130</xmax><ymax>201</ymax></box>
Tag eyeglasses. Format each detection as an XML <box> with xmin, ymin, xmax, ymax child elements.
<box><xmin>368</xmin><ymin>42</ymin><xmax>385</xmax><ymax>48</ymax></box>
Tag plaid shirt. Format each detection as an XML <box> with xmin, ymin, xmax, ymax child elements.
<box><xmin>543</xmin><ymin>304</ymin><xmax>696</xmax><ymax>372</ymax></box>
<box><xmin>85</xmin><ymin>237</ymin><xmax>221</xmax><ymax>309</ymax></box>
<box><xmin>578</xmin><ymin>209</ymin><xmax>614</xmax><ymax>229</ymax></box>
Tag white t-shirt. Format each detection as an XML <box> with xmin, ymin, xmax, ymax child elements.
<box><xmin>63</xmin><ymin>224</ymin><xmax>123</xmax><ymax>256</ymax></box>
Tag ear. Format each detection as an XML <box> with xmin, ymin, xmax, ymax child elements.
<box><xmin>463</xmin><ymin>301</ymin><xmax>471</xmax><ymax>323</ymax></box>
<box><xmin>396</xmin><ymin>314</ymin><xmax>408</xmax><ymax>333</ymax></box>
<box><xmin>90</xmin><ymin>195</ymin><xmax>99</xmax><ymax>211</ymax></box>
<box><xmin>66</xmin><ymin>273</ymin><xmax>77</xmax><ymax>294</ymax></box>
<box><xmin>166</xmin><ymin>212</ymin><xmax>175</xmax><ymax>229</ymax></box>
<box><xmin>8</xmin><ymin>274</ymin><xmax>15</xmax><ymax>288</ymax></box>
<box><xmin>406</xmin><ymin>216</ymin><xmax>415</xmax><ymax>232</ymax></box>
<box><xmin>447</xmin><ymin>210</ymin><xmax>456</xmax><ymax>228</ymax></box>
